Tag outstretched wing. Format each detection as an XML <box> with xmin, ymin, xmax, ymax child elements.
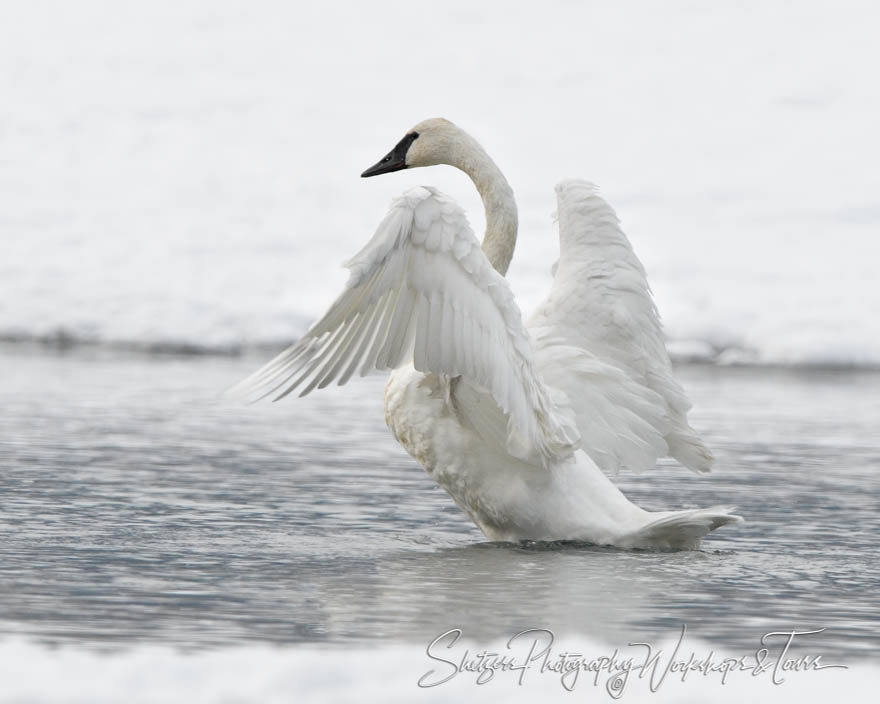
<box><xmin>528</xmin><ymin>179</ymin><xmax>713</xmax><ymax>474</ymax></box>
<box><xmin>232</xmin><ymin>186</ymin><xmax>578</xmax><ymax>467</ymax></box>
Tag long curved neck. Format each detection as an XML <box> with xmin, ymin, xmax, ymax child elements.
<box><xmin>447</xmin><ymin>133</ymin><xmax>518</xmax><ymax>276</ymax></box>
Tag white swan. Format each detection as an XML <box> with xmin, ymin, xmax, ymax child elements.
<box><xmin>234</xmin><ymin>118</ymin><xmax>742</xmax><ymax>549</ymax></box>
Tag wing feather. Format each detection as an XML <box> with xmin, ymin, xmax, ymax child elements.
<box><xmin>529</xmin><ymin>179</ymin><xmax>713</xmax><ymax>474</ymax></box>
<box><xmin>232</xmin><ymin>186</ymin><xmax>578</xmax><ymax>466</ymax></box>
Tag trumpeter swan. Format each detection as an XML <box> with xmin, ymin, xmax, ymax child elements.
<box><xmin>233</xmin><ymin>118</ymin><xmax>742</xmax><ymax>549</ymax></box>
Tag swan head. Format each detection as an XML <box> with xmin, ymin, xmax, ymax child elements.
<box><xmin>361</xmin><ymin>118</ymin><xmax>459</xmax><ymax>177</ymax></box>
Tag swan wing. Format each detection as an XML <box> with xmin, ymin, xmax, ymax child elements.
<box><xmin>232</xmin><ymin>186</ymin><xmax>578</xmax><ymax>467</ymax></box>
<box><xmin>528</xmin><ymin>179</ymin><xmax>713</xmax><ymax>474</ymax></box>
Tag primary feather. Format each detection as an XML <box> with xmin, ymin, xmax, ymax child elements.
<box><xmin>231</xmin><ymin>186</ymin><xmax>579</xmax><ymax>467</ymax></box>
<box><xmin>529</xmin><ymin>180</ymin><xmax>714</xmax><ymax>474</ymax></box>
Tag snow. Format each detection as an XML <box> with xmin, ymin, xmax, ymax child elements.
<box><xmin>1</xmin><ymin>0</ymin><xmax>878</xmax><ymax>365</ymax></box>
<box><xmin>0</xmin><ymin>634</ymin><xmax>873</xmax><ymax>704</ymax></box>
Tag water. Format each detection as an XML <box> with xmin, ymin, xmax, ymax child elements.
<box><xmin>2</xmin><ymin>346</ymin><xmax>878</xmax><ymax>662</ymax></box>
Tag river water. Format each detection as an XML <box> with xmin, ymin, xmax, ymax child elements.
<box><xmin>2</xmin><ymin>347</ymin><xmax>877</xmax><ymax>663</ymax></box>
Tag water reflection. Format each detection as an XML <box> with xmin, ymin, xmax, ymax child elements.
<box><xmin>0</xmin><ymin>349</ymin><xmax>878</xmax><ymax>658</ymax></box>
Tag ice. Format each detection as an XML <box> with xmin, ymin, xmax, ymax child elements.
<box><xmin>0</xmin><ymin>634</ymin><xmax>873</xmax><ymax>704</ymax></box>
<box><xmin>1</xmin><ymin>0</ymin><xmax>877</xmax><ymax>365</ymax></box>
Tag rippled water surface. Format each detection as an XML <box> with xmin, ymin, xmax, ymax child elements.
<box><xmin>1</xmin><ymin>347</ymin><xmax>878</xmax><ymax>658</ymax></box>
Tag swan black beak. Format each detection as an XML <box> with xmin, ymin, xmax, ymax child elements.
<box><xmin>361</xmin><ymin>132</ymin><xmax>419</xmax><ymax>178</ymax></box>
<box><xmin>361</xmin><ymin>151</ymin><xmax>407</xmax><ymax>178</ymax></box>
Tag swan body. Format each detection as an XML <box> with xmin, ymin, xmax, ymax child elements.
<box><xmin>234</xmin><ymin>118</ymin><xmax>742</xmax><ymax>549</ymax></box>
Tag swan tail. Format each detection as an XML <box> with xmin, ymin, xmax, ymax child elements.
<box><xmin>624</xmin><ymin>506</ymin><xmax>743</xmax><ymax>550</ymax></box>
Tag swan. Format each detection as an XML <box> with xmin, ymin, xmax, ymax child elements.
<box><xmin>233</xmin><ymin>118</ymin><xmax>742</xmax><ymax>549</ymax></box>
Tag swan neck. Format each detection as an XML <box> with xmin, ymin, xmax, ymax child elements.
<box><xmin>451</xmin><ymin>135</ymin><xmax>518</xmax><ymax>276</ymax></box>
